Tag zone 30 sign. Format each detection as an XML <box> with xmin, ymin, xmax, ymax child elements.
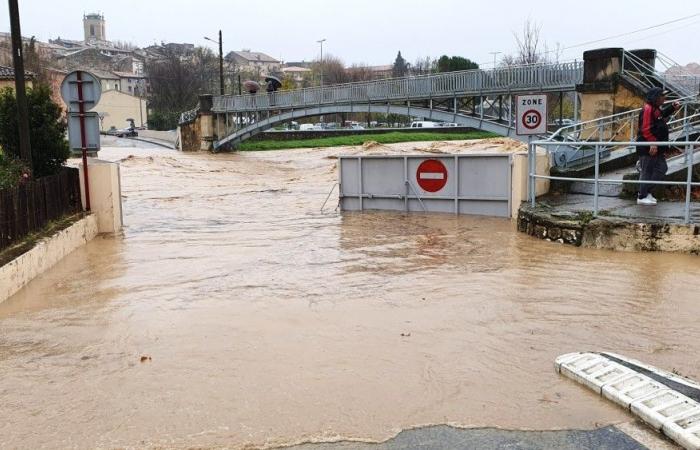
<box><xmin>516</xmin><ymin>94</ymin><xmax>547</xmax><ymax>135</ymax></box>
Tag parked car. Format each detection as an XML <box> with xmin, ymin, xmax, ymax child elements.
<box><xmin>349</xmin><ymin>124</ymin><xmax>365</xmax><ymax>130</ymax></box>
<box><xmin>106</xmin><ymin>120</ymin><xmax>139</xmax><ymax>138</ymax></box>
<box><xmin>410</xmin><ymin>121</ymin><xmax>439</xmax><ymax>128</ymax></box>
<box><xmin>552</xmin><ymin>118</ymin><xmax>576</xmax><ymax>127</ymax></box>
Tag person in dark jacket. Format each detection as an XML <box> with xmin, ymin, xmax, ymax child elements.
<box><xmin>636</xmin><ymin>87</ymin><xmax>680</xmax><ymax>205</ymax></box>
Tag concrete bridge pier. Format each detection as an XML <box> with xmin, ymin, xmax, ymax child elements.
<box><xmin>198</xmin><ymin>94</ymin><xmax>215</xmax><ymax>152</ymax></box>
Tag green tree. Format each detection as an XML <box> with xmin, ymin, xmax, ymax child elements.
<box><xmin>392</xmin><ymin>51</ymin><xmax>408</xmax><ymax>78</ymax></box>
<box><xmin>437</xmin><ymin>55</ymin><xmax>479</xmax><ymax>73</ymax></box>
<box><xmin>0</xmin><ymin>85</ymin><xmax>69</xmax><ymax>178</ymax></box>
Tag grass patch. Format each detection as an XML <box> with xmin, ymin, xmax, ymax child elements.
<box><xmin>237</xmin><ymin>131</ymin><xmax>498</xmax><ymax>151</ymax></box>
<box><xmin>0</xmin><ymin>213</ymin><xmax>85</xmax><ymax>267</ymax></box>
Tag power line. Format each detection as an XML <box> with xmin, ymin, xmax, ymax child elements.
<box><xmin>561</xmin><ymin>12</ymin><xmax>700</xmax><ymax>51</ymax></box>
<box><xmin>483</xmin><ymin>12</ymin><xmax>700</xmax><ymax>67</ymax></box>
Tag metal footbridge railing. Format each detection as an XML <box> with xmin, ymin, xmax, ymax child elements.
<box><xmin>211</xmin><ymin>61</ymin><xmax>583</xmax><ymax>114</ymax></box>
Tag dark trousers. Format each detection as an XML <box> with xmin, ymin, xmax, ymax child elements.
<box><xmin>638</xmin><ymin>155</ymin><xmax>668</xmax><ymax>199</ymax></box>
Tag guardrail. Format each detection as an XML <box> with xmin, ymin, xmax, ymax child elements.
<box><xmin>212</xmin><ymin>61</ymin><xmax>583</xmax><ymax>113</ymax></box>
<box><xmin>527</xmin><ymin>140</ymin><xmax>699</xmax><ymax>224</ymax></box>
<box><xmin>547</xmin><ymin>98</ymin><xmax>700</xmax><ymax>168</ymax></box>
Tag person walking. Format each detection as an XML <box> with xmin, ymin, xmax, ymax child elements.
<box><xmin>636</xmin><ymin>87</ymin><xmax>681</xmax><ymax>205</ymax></box>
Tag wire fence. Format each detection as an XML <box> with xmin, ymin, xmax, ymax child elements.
<box><xmin>0</xmin><ymin>167</ymin><xmax>82</xmax><ymax>253</ymax></box>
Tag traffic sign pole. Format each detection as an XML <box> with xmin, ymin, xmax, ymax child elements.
<box><xmin>77</xmin><ymin>71</ymin><xmax>91</xmax><ymax>212</ymax></box>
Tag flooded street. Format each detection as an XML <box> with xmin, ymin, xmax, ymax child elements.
<box><xmin>1</xmin><ymin>140</ymin><xmax>700</xmax><ymax>449</ymax></box>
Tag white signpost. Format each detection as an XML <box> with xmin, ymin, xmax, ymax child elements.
<box><xmin>516</xmin><ymin>94</ymin><xmax>547</xmax><ymax>136</ymax></box>
<box><xmin>516</xmin><ymin>94</ymin><xmax>548</xmax><ymax>208</ymax></box>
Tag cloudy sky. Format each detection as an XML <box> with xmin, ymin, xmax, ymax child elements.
<box><xmin>1</xmin><ymin>0</ymin><xmax>698</xmax><ymax>67</ymax></box>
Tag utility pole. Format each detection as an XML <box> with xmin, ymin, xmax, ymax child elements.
<box><xmin>204</xmin><ymin>31</ymin><xmax>224</xmax><ymax>95</ymax></box>
<box><xmin>7</xmin><ymin>0</ymin><xmax>32</xmax><ymax>170</ymax></box>
<box><xmin>218</xmin><ymin>30</ymin><xmax>224</xmax><ymax>95</ymax></box>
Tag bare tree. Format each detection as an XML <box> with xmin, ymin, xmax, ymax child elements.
<box><xmin>513</xmin><ymin>19</ymin><xmax>542</xmax><ymax>65</ymax></box>
<box><xmin>347</xmin><ymin>63</ymin><xmax>373</xmax><ymax>82</ymax></box>
<box><xmin>311</xmin><ymin>54</ymin><xmax>348</xmax><ymax>85</ymax></box>
<box><xmin>145</xmin><ymin>45</ymin><xmax>218</xmax><ymax>129</ymax></box>
<box><xmin>412</xmin><ymin>56</ymin><xmax>436</xmax><ymax>75</ymax></box>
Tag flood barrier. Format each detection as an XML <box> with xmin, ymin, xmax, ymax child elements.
<box><xmin>339</xmin><ymin>154</ymin><xmax>512</xmax><ymax>218</ymax></box>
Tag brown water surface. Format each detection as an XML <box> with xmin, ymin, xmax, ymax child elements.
<box><xmin>1</xmin><ymin>142</ymin><xmax>699</xmax><ymax>449</ymax></box>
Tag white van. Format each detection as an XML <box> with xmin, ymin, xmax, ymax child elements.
<box><xmin>299</xmin><ymin>124</ymin><xmax>319</xmax><ymax>131</ymax></box>
<box><xmin>410</xmin><ymin>121</ymin><xmax>439</xmax><ymax>128</ymax></box>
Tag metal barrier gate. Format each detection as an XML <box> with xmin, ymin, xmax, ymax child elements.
<box><xmin>339</xmin><ymin>154</ymin><xmax>512</xmax><ymax>217</ymax></box>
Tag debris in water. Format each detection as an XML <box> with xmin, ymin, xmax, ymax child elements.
<box><xmin>140</xmin><ymin>355</ymin><xmax>152</xmax><ymax>363</ymax></box>
<box><xmin>400</xmin><ymin>333</ymin><xmax>411</xmax><ymax>337</ymax></box>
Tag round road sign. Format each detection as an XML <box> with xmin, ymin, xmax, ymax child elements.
<box><xmin>60</xmin><ymin>70</ymin><xmax>101</xmax><ymax>112</ymax></box>
<box><xmin>416</xmin><ymin>159</ymin><xmax>448</xmax><ymax>192</ymax></box>
<box><xmin>522</xmin><ymin>109</ymin><xmax>542</xmax><ymax>130</ymax></box>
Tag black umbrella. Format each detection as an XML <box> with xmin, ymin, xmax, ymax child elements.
<box><xmin>265</xmin><ymin>75</ymin><xmax>282</xmax><ymax>92</ymax></box>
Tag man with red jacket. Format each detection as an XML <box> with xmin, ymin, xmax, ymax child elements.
<box><xmin>636</xmin><ymin>87</ymin><xmax>681</xmax><ymax>205</ymax></box>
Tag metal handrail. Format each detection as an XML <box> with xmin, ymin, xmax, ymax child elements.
<box><xmin>179</xmin><ymin>107</ymin><xmax>199</xmax><ymax>125</ymax></box>
<box><xmin>211</xmin><ymin>61</ymin><xmax>584</xmax><ymax>113</ymax></box>
<box><xmin>528</xmin><ymin>139</ymin><xmax>699</xmax><ymax>224</ymax></box>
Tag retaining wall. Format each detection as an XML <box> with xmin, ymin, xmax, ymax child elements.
<box><xmin>0</xmin><ymin>214</ymin><xmax>99</xmax><ymax>303</ymax></box>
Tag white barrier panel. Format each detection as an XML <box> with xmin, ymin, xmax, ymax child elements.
<box><xmin>339</xmin><ymin>154</ymin><xmax>512</xmax><ymax>218</ymax></box>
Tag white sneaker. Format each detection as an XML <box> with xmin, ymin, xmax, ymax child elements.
<box><xmin>637</xmin><ymin>194</ymin><xmax>657</xmax><ymax>206</ymax></box>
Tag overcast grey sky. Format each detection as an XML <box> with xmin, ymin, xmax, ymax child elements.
<box><xmin>1</xmin><ymin>0</ymin><xmax>698</xmax><ymax>67</ymax></box>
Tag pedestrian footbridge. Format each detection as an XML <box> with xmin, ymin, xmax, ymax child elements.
<box><xmin>187</xmin><ymin>61</ymin><xmax>584</xmax><ymax>150</ymax></box>
<box><xmin>179</xmin><ymin>48</ymin><xmax>699</xmax><ymax>169</ymax></box>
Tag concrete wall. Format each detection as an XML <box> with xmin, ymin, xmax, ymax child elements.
<box><xmin>96</xmin><ymin>89</ymin><xmax>148</xmax><ymax>130</ymax></box>
<box><xmin>0</xmin><ymin>214</ymin><xmax>98</xmax><ymax>304</ymax></box>
<box><xmin>511</xmin><ymin>150</ymin><xmax>550</xmax><ymax>218</ymax></box>
<box><xmin>78</xmin><ymin>159</ymin><xmax>123</xmax><ymax>234</ymax></box>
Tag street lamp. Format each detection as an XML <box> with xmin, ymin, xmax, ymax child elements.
<box><xmin>489</xmin><ymin>51</ymin><xmax>502</xmax><ymax>69</ymax></box>
<box><xmin>317</xmin><ymin>38</ymin><xmax>326</xmax><ymax>124</ymax></box>
<box><xmin>204</xmin><ymin>30</ymin><xmax>224</xmax><ymax>95</ymax></box>
<box><xmin>317</xmin><ymin>38</ymin><xmax>326</xmax><ymax>89</ymax></box>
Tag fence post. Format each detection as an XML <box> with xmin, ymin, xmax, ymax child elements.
<box><xmin>684</xmin><ymin>104</ymin><xmax>693</xmax><ymax>223</ymax></box>
<box><xmin>594</xmin><ymin>142</ymin><xmax>600</xmax><ymax>216</ymax></box>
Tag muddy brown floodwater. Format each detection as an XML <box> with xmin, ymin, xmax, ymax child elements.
<box><xmin>1</xmin><ymin>140</ymin><xmax>700</xmax><ymax>449</ymax></box>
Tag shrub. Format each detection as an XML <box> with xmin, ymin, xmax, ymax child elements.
<box><xmin>0</xmin><ymin>152</ymin><xmax>28</xmax><ymax>190</ymax></box>
<box><xmin>0</xmin><ymin>85</ymin><xmax>70</xmax><ymax>178</ymax></box>
<box><xmin>148</xmin><ymin>110</ymin><xmax>180</xmax><ymax>131</ymax></box>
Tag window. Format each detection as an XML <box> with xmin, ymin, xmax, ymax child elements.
<box><xmin>128</xmin><ymin>86</ymin><xmax>132</xmax><ymax>93</ymax></box>
<box><xmin>90</xmin><ymin>25</ymin><xmax>95</xmax><ymax>36</ymax></box>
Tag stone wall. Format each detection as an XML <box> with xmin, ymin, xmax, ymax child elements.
<box><xmin>178</xmin><ymin>119</ymin><xmax>202</xmax><ymax>152</ymax></box>
<box><xmin>518</xmin><ymin>206</ymin><xmax>700</xmax><ymax>254</ymax></box>
<box><xmin>517</xmin><ymin>208</ymin><xmax>584</xmax><ymax>246</ymax></box>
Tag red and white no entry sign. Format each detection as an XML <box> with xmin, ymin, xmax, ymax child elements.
<box><xmin>416</xmin><ymin>159</ymin><xmax>448</xmax><ymax>192</ymax></box>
